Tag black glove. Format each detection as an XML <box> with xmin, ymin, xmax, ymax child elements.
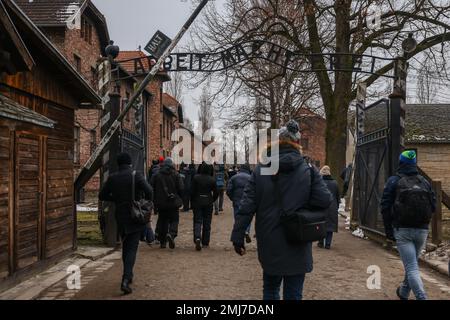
<box><xmin>233</xmin><ymin>242</ymin><xmax>246</xmax><ymax>256</ymax></box>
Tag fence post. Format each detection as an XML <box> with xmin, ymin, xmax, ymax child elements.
<box><xmin>431</xmin><ymin>180</ymin><xmax>442</xmax><ymax>245</ymax></box>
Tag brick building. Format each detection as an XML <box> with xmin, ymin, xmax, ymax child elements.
<box><xmin>178</xmin><ymin>124</ymin><xmax>207</xmax><ymax>164</ymax></box>
<box><xmin>15</xmin><ymin>1</ymin><xmax>149</xmax><ymax>197</ymax></box>
<box><xmin>161</xmin><ymin>93</ymin><xmax>184</xmax><ymax>158</ymax></box>
<box><xmin>295</xmin><ymin>108</ymin><xmax>327</xmax><ymax>168</ymax></box>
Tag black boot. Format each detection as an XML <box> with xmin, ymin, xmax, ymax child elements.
<box><xmin>167</xmin><ymin>234</ymin><xmax>175</xmax><ymax>249</ymax></box>
<box><xmin>195</xmin><ymin>238</ymin><xmax>202</xmax><ymax>251</ymax></box>
<box><xmin>121</xmin><ymin>278</ymin><xmax>132</xmax><ymax>295</ymax></box>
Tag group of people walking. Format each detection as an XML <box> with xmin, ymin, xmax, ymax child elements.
<box><xmin>99</xmin><ymin>152</ymin><xmax>254</xmax><ymax>294</ymax></box>
<box><xmin>99</xmin><ymin>118</ymin><xmax>436</xmax><ymax>301</ymax></box>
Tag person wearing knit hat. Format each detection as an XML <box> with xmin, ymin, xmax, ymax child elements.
<box><xmin>399</xmin><ymin>150</ymin><xmax>417</xmax><ymax>164</ymax></box>
<box><xmin>278</xmin><ymin>119</ymin><xmax>301</xmax><ymax>143</ymax></box>
<box><xmin>231</xmin><ymin>118</ymin><xmax>333</xmax><ymax>300</ymax></box>
<box><xmin>319</xmin><ymin>165</ymin><xmax>331</xmax><ymax>176</ymax></box>
<box><xmin>381</xmin><ymin>149</ymin><xmax>436</xmax><ymax>300</ymax></box>
<box><xmin>318</xmin><ymin>165</ymin><xmax>340</xmax><ymax>249</ymax></box>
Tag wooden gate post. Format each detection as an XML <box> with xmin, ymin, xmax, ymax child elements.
<box><xmin>431</xmin><ymin>180</ymin><xmax>443</xmax><ymax>245</ymax></box>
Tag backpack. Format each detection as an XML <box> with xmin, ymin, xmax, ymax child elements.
<box><xmin>393</xmin><ymin>174</ymin><xmax>433</xmax><ymax>227</ymax></box>
<box><xmin>216</xmin><ymin>171</ymin><xmax>225</xmax><ymax>188</ymax></box>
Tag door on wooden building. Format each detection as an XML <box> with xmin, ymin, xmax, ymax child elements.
<box><xmin>14</xmin><ymin>133</ymin><xmax>45</xmax><ymax>270</ymax></box>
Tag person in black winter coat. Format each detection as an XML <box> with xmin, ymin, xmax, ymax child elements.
<box><xmin>180</xmin><ymin>163</ymin><xmax>196</xmax><ymax>212</ymax></box>
<box><xmin>231</xmin><ymin>120</ymin><xmax>332</xmax><ymax>300</ymax></box>
<box><xmin>148</xmin><ymin>159</ymin><xmax>160</xmax><ymax>182</ymax></box>
<box><xmin>191</xmin><ymin>162</ymin><xmax>219</xmax><ymax>250</ymax></box>
<box><xmin>99</xmin><ymin>152</ymin><xmax>152</xmax><ymax>295</ymax></box>
<box><xmin>227</xmin><ymin>163</ymin><xmax>253</xmax><ymax>243</ymax></box>
<box><xmin>151</xmin><ymin>158</ymin><xmax>184</xmax><ymax>249</ymax></box>
<box><xmin>318</xmin><ymin>165</ymin><xmax>340</xmax><ymax>249</ymax></box>
<box><xmin>340</xmin><ymin>164</ymin><xmax>352</xmax><ymax>197</ymax></box>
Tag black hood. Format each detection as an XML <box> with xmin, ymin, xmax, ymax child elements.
<box><xmin>397</xmin><ymin>162</ymin><xmax>418</xmax><ymax>176</ymax></box>
<box><xmin>267</xmin><ymin>144</ymin><xmax>303</xmax><ymax>174</ymax></box>
<box><xmin>160</xmin><ymin>163</ymin><xmax>175</xmax><ymax>175</ymax></box>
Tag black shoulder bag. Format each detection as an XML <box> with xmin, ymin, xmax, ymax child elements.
<box><xmin>273</xmin><ymin>166</ymin><xmax>327</xmax><ymax>244</ymax></box>
<box><xmin>131</xmin><ymin>171</ymin><xmax>153</xmax><ymax>224</ymax></box>
<box><xmin>161</xmin><ymin>173</ymin><xmax>183</xmax><ymax>209</ymax></box>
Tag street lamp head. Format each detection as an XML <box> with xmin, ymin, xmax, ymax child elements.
<box><xmin>105</xmin><ymin>40</ymin><xmax>120</xmax><ymax>60</ymax></box>
<box><xmin>402</xmin><ymin>33</ymin><xmax>417</xmax><ymax>54</ymax></box>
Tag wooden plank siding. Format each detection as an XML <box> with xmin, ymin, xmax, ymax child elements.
<box><xmin>14</xmin><ymin>133</ymin><xmax>41</xmax><ymax>270</ymax></box>
<box><xmin>0</xmin><ymin>81</ymin><xmax>77</xmax><ymax>277</ymax></box>
<box><xmin>0</xmin><ymin>127</ymin><xmax>11</xmax><ymax>279</ymax></box>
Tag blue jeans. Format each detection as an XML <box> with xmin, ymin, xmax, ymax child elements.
<box><xmin>233</xmin><ymin>204</ymin><xmax>251</xmax><ymax>234</ymax></box>
<box><xmin>394</xmin><ymin>228</ymin><xmax>429</xmax><ymax>300</ymax></box>
<box><xmin>263</xmin><ymin>273</ymin><xmax>306</xmax><ymax>300</ymax></box>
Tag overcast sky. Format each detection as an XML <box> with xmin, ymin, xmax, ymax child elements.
<box><xmin>92</xmin><ymin>0</ymin><xmax>225</xmax><ymax>123</ymax></box>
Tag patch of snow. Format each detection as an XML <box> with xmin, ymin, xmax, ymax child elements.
<box><xmin>411</xmin><ymin>134</ymin><xmax>426</xmax><ymax>141</ymax></box>
<box><xmin>77</xmin><ymin>204</ymin><xmax>98</xmax><ymax>212</ymax></box>
<box><xmin>352</xmin><ymin>227</ymin><xmax>365</xmax><ymax>238</ymax></box>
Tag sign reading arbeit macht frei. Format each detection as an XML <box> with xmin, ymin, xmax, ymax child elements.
<box><xmin>120</xmin><ymin>40</ymin><xmax>398</xmax><ymax>77</ymax></box>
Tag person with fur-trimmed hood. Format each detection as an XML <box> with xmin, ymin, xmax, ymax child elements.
<box><xmin>231</xmin><ymin>120</ymin><xmax>332</xmax><ymax>300</ymax></box>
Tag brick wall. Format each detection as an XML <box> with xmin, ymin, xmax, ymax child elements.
<box><xmin>146</xmin><ymin>80</ymin><xmax>164</xmax><ymax>164</ymax></box>
<box><xmin>74</xmin><ymin>109</ymin><xmax>102</xmax><ymax>193</ymax></box>
<box><xmin>296</xmin><ymin>111</ymin><xmax>327</xmax><ymax>168</ymax></box>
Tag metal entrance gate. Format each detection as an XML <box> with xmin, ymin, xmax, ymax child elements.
<box><xmin>121</xmin><ymin>129</ymin><xmax>145</xmax><ymax>175</ymax></box>
<box><xmin>352</xmin><ymin>98</ymin><xmax>402</xmax><ymax>234</ymax></box>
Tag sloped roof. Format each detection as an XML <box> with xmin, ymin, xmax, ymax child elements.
<box><xmin>0</xmin><ymin>94</ymin><xmax>56</xmax><ymax>127</ymax></box>
<box><xmin>162</xmin><ymin>93</ymin><xmax>181</xmax><ymax>108</ymax></box>
<box><xmin>0</xmin><ymin>0</ymin><xmax>34</xmax><ymax>73</ymax></box>
<box><xmin>117</xmin><ymin>50</ymin><xmax>171</xmax><ymax>82</ymax></box>
<box><xmin>162</xmin><ymin>93</ymin><xmax>183</xmax><ymax>122</ymax></box>
<box><xmin>13</xmin><ymin>0</ymin><xmax>84</xmax><ymax>25</ymax></box>
<box><xmin>118</xmin><ymin>50</ymin><xmax>151</xmax><ymax>71</ymax></box>
<box><xmin>3</xmin><ymin>0</ymin><xmax>101</xmax><ymax>104</ymax></box>
<box><xmin>405</xmin><ymin>104</ymin><xmax>450</xmax><ymax>143</ymax></box>
<box><xmin>14</xmin><ymin>0</ymin><xmax>110</xmax><ymax>55</ymax></box>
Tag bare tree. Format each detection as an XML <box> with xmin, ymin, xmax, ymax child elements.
<box><xmin>198</xmin><ymin>86</ymin><xmax>214</xmax><ymax>133</ymax></box>
<box><xmin>165</xmin><ymin>71</ymin><xmax>184</xmax><ymax>103</ymax></box>
<box><xmin>188</xmin><ymin>0</ymin><xmax>320</xmax><ymax>130</ymax></box>
<box><xmin>189</xmin><ymin>0</ymin><xmax>450</xmax><ymax>177</ymax></box>
<box><xmin>416</xmin><ymin>57</ymin><xmax>438</xmax><ymax>104</ymax></box>
<box><xmin>183</xmin><ymin>116</ymin><xmax>195</xmax><ymax>132</ymax></box>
